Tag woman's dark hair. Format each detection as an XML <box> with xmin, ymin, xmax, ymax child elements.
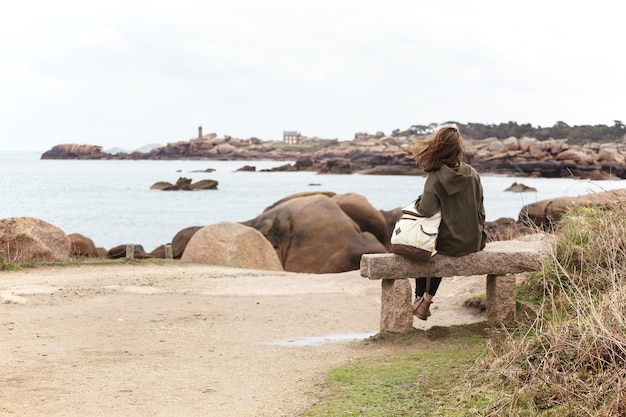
<box><xmin>411</xmin><ymin>126</ymin><xmax>463</xmax><ymax>172</ymax></box>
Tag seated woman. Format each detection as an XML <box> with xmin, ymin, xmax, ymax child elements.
<box><xmin>410</xmin><ymin>126</ymin><xmax>487</xmax><ymax>320</ymax></box>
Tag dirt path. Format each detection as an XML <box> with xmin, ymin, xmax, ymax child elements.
<box><xmin>0</xmin><ymin>263</ymin><xmax>486</xmax><ymax>417</ymax></box>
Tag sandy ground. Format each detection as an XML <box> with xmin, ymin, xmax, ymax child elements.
<box><xmin>0</xmin><ymin>262</ymin><xmax>486</xmax><ymax>417</ymax></box>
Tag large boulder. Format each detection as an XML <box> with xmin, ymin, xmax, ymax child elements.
<box><xmin>520</xmin><ymin>188</ymin><xmax>626</xmax><ymax>228</ymax></box>
<box><xmin>379</xmin><ymin>207</ymin><xmax>402</xmax><ymax>248</ymax></box>
<box><xmin>150</xmin><ymin>181</ymin><xmax>178</xmax><ymax>191</ymax></box>
<box><xmin>598</xmin><ymin>143</ymin><xmax>626</xmax><ymax>164</ymax></box>
<box><xmin>319</xmin><ymin>232</ymin><xmax>387</xmax><ymax>273</ymax></box>
<box><xmin>331</xmin><ymin>192</ymin><xmax>391</xmax><ymax>249</ymax></box>
<box><xmin>522</xmin><ymin>197</ymin><xmax>580</xmax><ymax>229</ymax></box>
<box><xmin>68</xmin><ymin>233</ymin><xmax>100</xmax><ymax>258</ymax></box>
<box><xmin>171</xmin><ymin>226</ymin><xmax>202</xmax><ymax>258</ymax></box>
<box><xmin>215</xmin><ymin>143</ymin><xmax>236</xmax><ymax>155</ymax></box>
<box><xmin>142</xmin><ymin>227</ymin><xmax>201</xmax><ymax>258</ymax></box>
<box><xmin>181</xmin><ymin>222</ymin><xmax>283</xmax><ymax>271</ymax></box>
<box><xmin>0</xmin><ymin>217</ymin><xmax>71</xmax><ymax>262</ymax></box>
<box><xmin>262</xmin><ymin>191</ymin><xmax>337</xmax><ymax>211</ymax></box>
<box><xmin>242</xmin><ymin>193</ymin><xmax>387</xmax><ymax>273</ymax></box>
<box><xmin>555</xmin><ymin>148</ymin><xmax>593</xmax><ymax>164</ymax></box>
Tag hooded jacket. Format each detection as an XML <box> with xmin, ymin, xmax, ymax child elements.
<box><xmin>416</xmin><ymin>162</ymin><xmax>487</xmax><ymax>256</ymax></box>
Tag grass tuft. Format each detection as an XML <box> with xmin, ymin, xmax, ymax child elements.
<box><xmin>470</xmin><ymin>204</ymin><xmax>626</xmax><ymax>416</ymax></box>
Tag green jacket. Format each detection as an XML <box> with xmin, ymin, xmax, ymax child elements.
<box><xmin>416</xmin><ymin>162</ymin><xmax>487</xmax><ymax>256</ymax></box>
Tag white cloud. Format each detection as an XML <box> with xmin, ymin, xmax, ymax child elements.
<box><xmin>0</xmin><ymin>0</ymin><xmax>624</xmax><ymax>151</ymax></box>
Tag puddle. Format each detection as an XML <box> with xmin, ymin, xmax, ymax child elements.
<box><xmin>259</xmin><ymin>331</ymin><xmax>377</xmax><ymax>347</ymax></box>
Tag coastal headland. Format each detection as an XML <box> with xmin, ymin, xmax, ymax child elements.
<box><xmin>41</xmin><ymin>129</ymin><xmax>626</xmax><ymax>180</ymax></box>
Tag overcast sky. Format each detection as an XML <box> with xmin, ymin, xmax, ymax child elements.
<box><xmin>1</xmin><ymin>0</ymin><xmax>623</xmax><ymax>151</ymax></box>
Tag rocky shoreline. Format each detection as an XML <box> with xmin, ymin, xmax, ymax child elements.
<box><xmin>3</xmin><ymin>188</ymin><xmax>626</xmax><ymax>275</ymax></box>
<box><xmin>41</xmin><ymin>132</ymin><xmax>626</xmax><ymax>180</ymax></box>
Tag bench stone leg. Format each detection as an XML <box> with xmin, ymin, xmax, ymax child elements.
<box><xmin>486</xmin><ymin>274</ymin><xmax>516</xmax><ymax>325</ymax></box>
<box><xmin>380</xmin><ymin>279</ymin><xmax>413</xmax><ymax>333</ymax></box>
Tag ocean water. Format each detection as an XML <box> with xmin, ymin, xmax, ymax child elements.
<box><xmin>2</xmin><ymin>151</ymin><xmax>624</xmax><ymax>252</ymax></box>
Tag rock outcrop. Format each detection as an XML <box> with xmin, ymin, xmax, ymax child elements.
<box><xmin>504</xmin><ymin>182</ymin><xmax>537</xmax><ymax>192</ymax></box>
<box><xmin>520</xmin><ymin>188</ymin><xmax>626</xmax><ymax>229</ymax></box>
<box><xmin>41</xmin><ymin>144</ymin><xmax>110</xmax><ymax>160</ymax></box>
<box><xmin>0</xmin><ymin>217</ymin><xmax>71</xmax><ymax>262</ymax></box>
<box><xmin>332</xmin><ymin>193</ymin><xmax>392</xmax><ymax>249</ymax></box>
<box><xmin>41</xmin><ymin>133</ymin><xmax>626</xmax><ymax>179</ymax></box>
<box><xmin>150</xmin><ymin>177</ymin><xmax>218</xmax><ymax>191</ymax></box>
<box><xmin>241</xmin><ymin>192</ymin><xmax>388</xmax><ymax>273</ymax></box>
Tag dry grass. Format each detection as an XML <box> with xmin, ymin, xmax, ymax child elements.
<box><xmin>470</xmin><ymin>204</ymin><xmax>626</xmax><ymax>416</ymax></box>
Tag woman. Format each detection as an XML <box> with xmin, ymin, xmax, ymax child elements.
<box><xmin>411</xmin><ymin>125</ymin><xmax>487</xmax><ymax>320</ymax></box>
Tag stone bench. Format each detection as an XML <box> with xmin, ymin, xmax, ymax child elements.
<box><xmin>360</xmin><ymin>238</ymin><xmax>550</xmax><ymax>333</ymax></box>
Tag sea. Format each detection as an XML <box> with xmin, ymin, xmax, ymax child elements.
<box><xmin>2</xmin><ymin>151</ymin><xmax>624</xmax><ymax>252</ymax></box>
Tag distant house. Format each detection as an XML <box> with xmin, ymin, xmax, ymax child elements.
<box><xmin>283</xmin><ymin>130</ymin><xmax>302</xmax><ymax>144</ymax></box>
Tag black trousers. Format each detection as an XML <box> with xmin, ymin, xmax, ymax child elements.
<box><xmin>415</xmin><ymin>277</ymin><xmax>443</xmax><ymax>297</ymax></box>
